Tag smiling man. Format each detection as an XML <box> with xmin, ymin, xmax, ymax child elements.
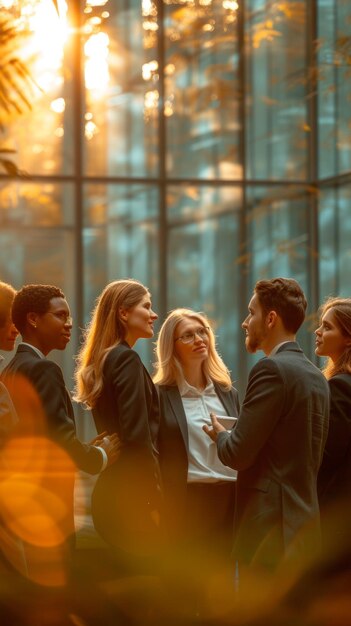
<box><xmin>204</xmin><ymin>277</ymin><xmax>330</xmax><ymax>574</ymax></box>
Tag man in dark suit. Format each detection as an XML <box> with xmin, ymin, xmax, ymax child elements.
<box><xmin>1</xmin><ymin>284</ymin><xmax>119</xmax><ymax>583</ymax></box>
<box><xmin>3</xmin><ymin>284</ymin><xmax>119</xmax><ymax>473</ymax></box>
<box><xmin>204</xmin><ymin>277</ymin><xmax>330</xmax><ymax>572</ymax></box>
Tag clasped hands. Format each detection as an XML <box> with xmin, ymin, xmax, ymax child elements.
<box><xmin>91</xmin><ymin>430</ymin><xmax>121</xmax><ymax>466</ymax></box>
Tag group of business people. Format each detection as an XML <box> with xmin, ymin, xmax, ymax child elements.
<box><xmin>0</xmin><ymin>277</ymin><xmax>350</xmax><ymax>595</ymax></box>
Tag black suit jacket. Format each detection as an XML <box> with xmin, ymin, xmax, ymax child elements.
<box><xmin>157</xmin><ymin>382</ymin><xmax>240</xmax><ymax>537</ymax></box>
<box><xmin>91</xmin><ymin>342</ymin><xmax>162</xmax><ymax>553</ymax></box>
<box><xmin>2</xmin><ymin>344</ymin><xmax>103</xmax><ymax>548</ymax></box>
<box><xmin>2</xmin><ymin>344</ymin><xmax>103</xmax><ymax>474</ymax></box>
<box><xmin>216</xmin><ymin>342</ymin><xmax>330</xmax><ymax>568</ymax></box>
<box><xmin>93</xmin><ymin>342</ymin><xmax>159</xmax><ymax>450</ymax></box>
<box><xmin>318</xmin><ymin>373</ymin><xmax>351</xmax><ymax>506</ymax></box>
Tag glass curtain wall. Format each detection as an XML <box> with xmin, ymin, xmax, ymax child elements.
<box><xmin>0</xmin><ymin>0</ymin><xmax>350</xmax><ymax>404</ymax></box>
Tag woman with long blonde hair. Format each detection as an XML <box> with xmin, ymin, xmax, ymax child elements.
<box><xmin>315</xmin><ymin>297</ymin><xmax>351</xmax><ymax>512</ymax></box>
<box><xmin>154</xmin><ymin>308</ymin><xmax>239</xmax><ymax>593</ymax></box>
<box><xmin>74</xmin><ymin>279</ymin><xmax>162</xmax><ymax>557</ymax></box>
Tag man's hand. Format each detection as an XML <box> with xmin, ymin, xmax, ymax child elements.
<box><xmin>91</xmin><ymin>431</ymin><xmax>121</xmax><ymax>466</ymax></box>
<box><xmin>203</xmin><ymin>412</ymin><xmax>226</xmax><ymax>442</ymax></box>
<box><xmin>90</xmin><ymin>430</ymin><xmax>108</xmax><ymax>446</ymax></box>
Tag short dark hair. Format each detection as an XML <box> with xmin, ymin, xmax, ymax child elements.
<box><xmin>254</xmin><ymin>277</ymin><xmax>307</xmax><ymax>333</ymax></box>
<box><xmin>0</xmin><ymin>281</ymin><xmax>16</xmax><ymax>327</ymax></box>
<box><xmin>12</xmin><ymin>284</ymin><xmax>65</xmax><ymax>334</ymax></box>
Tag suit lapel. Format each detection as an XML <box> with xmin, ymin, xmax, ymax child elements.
<box><xmin>14</xmin><ymin>345</ymin><xmax>76</xmax><ymax>422</ymax></box>
<box><xmin>166</xmin><ymin>386</ymin><xmax>189</xmax><ymax>450</ymax></box>
<box><xmin>214</xmin><ymin>383</ymin><xmax>237</xmax><ymax>417</ymax></box>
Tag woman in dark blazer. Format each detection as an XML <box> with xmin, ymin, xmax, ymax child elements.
<box><xmin>315</xmin><ymin>297</ymin><xmax>351</xmax><ymax>524</ymax></box>
<box><xmin>74</xmin><ymin>279</ymin><xmax>162</xmax><ymax>557</ymax></box>
<box><xmin>153</xmin><ymin>308</ymin><xmax>239</xmax><ymax>588</ymax></box>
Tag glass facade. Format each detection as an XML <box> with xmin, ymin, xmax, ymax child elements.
<box><xmin>1</xmin><ymin>0</ymin><xmax>351</xmax><ymax>407</ymax></box>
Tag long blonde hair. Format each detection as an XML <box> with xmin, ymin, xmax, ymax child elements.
<box><xmin>153</xmin><ymin>308</ymin><xmax>232</xmax><ymax>390</ymax></box>
<box><xmin>318</xmin><ymin>297</ymin><xmax>351</xmax><ymax>379</ymax></box>
<box><xmin>74</xmin><ymin>279</ymin><xmax>149</xmax><ymax>408</ymax></box>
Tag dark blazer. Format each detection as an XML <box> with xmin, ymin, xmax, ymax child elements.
<box><xmin>318</xmin><ymin>373</ymin><xmax>351</xmax><ymax>507</ymax></box>
<box><xmin>216</xmin><ymin>342</ymin><xmax>330</xmax><ymax>568</ymax></box>
<box><xmin>91</xmin><ymin>342</ymin><xmax>162</xmax><ymax>554</ymax></box>
<box><xmin>2</xmin><ymin>344</ymin><xmax>104</xmax><ymax>550</ymax></box>
<box><xmin>157</xmin><ymin>382</ymin><xmax>240</xmax><ymax>537</ymax></box>
<box><xmin>2</xmin><ymin>344</ymin><xmax>103</xmax><ymax>474</ymax></box>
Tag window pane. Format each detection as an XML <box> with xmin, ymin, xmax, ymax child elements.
<box><xmin>2</xmin><ymin>3</ymin><xmax>74</xmax><ymax>176</ymax></box>
<box><xmin>319</xmin><ymin>184</ymin><xmax>351</xmax><ymax>298</ymax></box>
<box><xmin>164</xmin><ymin>1</ymin><xmax>242</xmax><ymax>180</ymax></box>
<box><xmin>0</xmin><ymin>228</ymin><xmax>77</xmax><ymax>380</ymax></box>
<box><xmin>84</xmin><ymin>0</ymin><xmax>159</xmax><ymax>177</ymax></box>
<box><xmin>317</xmin><ymin>0</ymin><xmax>351</xmax><ymax>178</ymax></box>
<box><xmin>83</xmin><ymin>184</ymin><xmax>159</xmax><ymax>367</ymax></box>
<box><xmin>0</xmin><ymin>181</ymin><xmax>74</xmax><ymax>227</ymax></box>
<box><xmin>245</xmin><ymin>1</ymin><xmax>308</xmax><ymax>180</ymax></box>
<box><xmin>246</xmin><ymin>185</ymin><xmax>312</xmax><ymax>362</ymax></box>
<box><xmin>167</xmin><ymin>185</ymin><xmax>244</xmax><ymax>391</ymax></box>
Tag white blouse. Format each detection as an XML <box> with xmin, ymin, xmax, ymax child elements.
<box><xmin>179</xmin><ymin>378</ymin><xmax>237</xmax><ymax>484</ymax></box>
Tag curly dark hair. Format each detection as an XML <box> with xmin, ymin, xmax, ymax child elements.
<box><xmin>12</xmin><ymin>284</ymin><xmax>65</xmax><ymax>334</ymax></box>
<box><xmin>0</xmin><ymin>281</ymin><xmax>16</xmax><ymax>327</ymax></box>
<box><xmin>255</xmin><ymin>277</ymin><xmax>307</xmax><ymax>334</ymax></box>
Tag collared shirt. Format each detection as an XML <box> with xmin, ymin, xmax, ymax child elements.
<box><xmin>18</xmin><ymin>342</ymin><xmax>108</xmax><ymax>471</ymax></box>
<box><xmin>180</xmin><ymin>378</ymin><xmax>237</xmax><ymax>483</ymax></box>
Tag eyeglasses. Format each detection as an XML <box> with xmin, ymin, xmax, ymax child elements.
<box><xmin>175</xmin><ymin>326</ymin><xmax>210</xmax><ymax>344</ymax></box>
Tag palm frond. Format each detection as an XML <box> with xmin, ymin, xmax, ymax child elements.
<box><xmin>0</xmin><ymin>15</ymin><xmax>41</xmax><ymax>130</ymax></box>
<box><xmin>0</xmin><ymin>153</ymin><xmax>29</xmax><ymax>177</ymax></box>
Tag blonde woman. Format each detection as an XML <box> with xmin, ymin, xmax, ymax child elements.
<box><xmin>74</xmin><ymin>279</ymin><xmax>162</xmax><ymax>556</ymax></box>
<box><xmin>154</xmin><ymin>308</ymin><xmax>239</xmax><ymax>578</ymax></box>
<box><xmin>315</xmin><ymin>297</ymin><xmax>351</xmax><ymax>512</ymax></box>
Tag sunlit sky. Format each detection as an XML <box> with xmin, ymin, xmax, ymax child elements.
<box><xmin>6</xmin><ymin>0</ymin><xmax>110</xmax><ymax>94</ymax></box>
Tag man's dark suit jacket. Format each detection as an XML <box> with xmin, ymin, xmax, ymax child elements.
<box><xmin>91</xmin><ymin>341</ymin><xmax>161</xmax><ymax>554</ymax></box>
<box><xmin>216</xmin><ymin>342</ymin><xmax>330</xmax><ymax>569</ymax></box>
<box><xmin>157</xmin><ymin>382</ymin><xmax>240</xmax><ymax>539</ymax></box>
<box><xmin>318</xmin><ymin>372</ymin><xmax>351</xmax><ymax>507</ymax></box>
<box><xmin>2</xmin><ymin>344</ymin><xmax>103</xmax><ymax>473</ymax></box>
<box><xmin>2</xmin><ymin>344</ymin><xmax>104</xmax><ymax>550</ymax></box>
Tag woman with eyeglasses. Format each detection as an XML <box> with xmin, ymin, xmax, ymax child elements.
<box><xmin>74</xmin><ymin>279</ymin><xmax>162</xmax><ymax>560</ymax></box>
<box><xmin>315</xmin><ymin>297</ymin><xmax>351</xmax><ymax>526</ymax></box>
<box><xmin>153</xmin><ymin>308</ymin><xmax>239</xmax><ymax>598</ymax></box>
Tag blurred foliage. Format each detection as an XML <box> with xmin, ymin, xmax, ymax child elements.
<box><xmin>0</xmin><ymin>12</ymin><xmax>40</xmax><ymax>176</ymax></box>
<box><xmin>0</xmin><ymin>0</ymin><xmax>60</xmax><ymax>176</ymax></box>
